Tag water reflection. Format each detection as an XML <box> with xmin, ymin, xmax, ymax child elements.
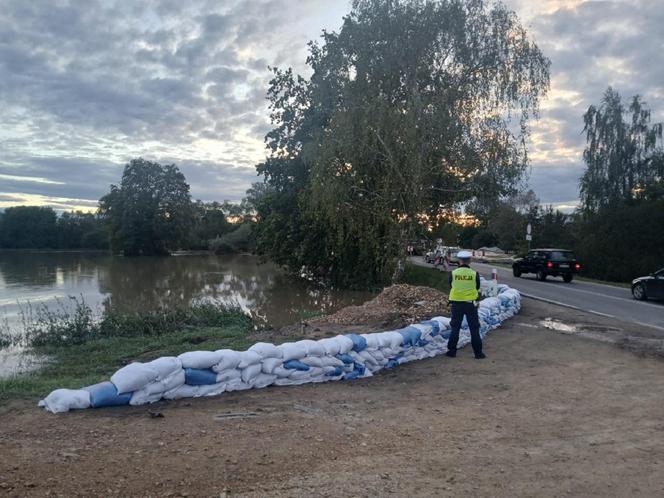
<box><xmin>0</xmin><ymin>251</ymin><xmax>374</xmax><ymax>333</ymax></box>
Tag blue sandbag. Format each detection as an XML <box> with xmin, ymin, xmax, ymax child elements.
<box><xmin>416</xmin><ymin>338</ymin><xmax>430</xmax><ymax>347</ymax></box>
<box><xmin>335</xmin><ymin>353</ymin><xmax>354</xmax><ymax>364</ymax></box>
<box><xmin>326</xmin><ymin>366</ymin><xmax>343</xmax><ymax>377</ymax></box>
<box><xmin>345</xmin><ymin>333</ymin><xmax>367</xmax><ymax>352</ymax></box>
<box><xmin>398</xmin><ymin>326</ymin><xmax>421</xmax><ymax>347</ymax></box>
<box><xmin>420</xmin><ymin>320</ymin><xmax>440</xmax><ymax>336</ymax></box>
<box><xmin>385</xmin><ymin>358</ymin><xmax>400</xmax><ymax>369</ymax></box>
<box><xmin>353</xmin><ymin>363</ymin><xmax>366</xmax><ymax>376</ymax></box>
<box><xmin>441</xmin><ymin>329</ymin><xmax>451</xmax><ymax>339</ymax></box>
<box><xmin>344</xmin><ymin>371</ymin><xmax>361</xmax><ymax>380</ymax></box>
<box><xmin>184</xmin><ymin>368</ymin><xmax>218</xmax><ymax>386</ymax></box>
<box><xmin>87</xmin><ymin>381</ymin><xmax>132</xmax><ymax>408</ymax></box>
<box><xmin>283</xmin><ymin>359</ymin><xmax>310</xmax><ymax>371</ymax></box>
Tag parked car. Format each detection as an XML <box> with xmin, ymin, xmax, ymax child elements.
<box><xmin>512</xmin><ymin>249</ymin><xmax>581</xmax><ymax>283</ymax></box>
<box><xmin>631</xmin><ymin>268</ymin><xmax>664</xmax><ymax>301</ymax></box>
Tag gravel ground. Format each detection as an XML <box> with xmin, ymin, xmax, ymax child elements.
<box><xmin>1</xmin><ymin>298</ymin><xmax>663</xmax><ymax>497</ymax></box>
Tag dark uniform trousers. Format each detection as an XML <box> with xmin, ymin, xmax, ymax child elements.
<box><xmin>447</xmin><ymin>301</ymin><xmax>482</xmax><ymax>356</ymax></box>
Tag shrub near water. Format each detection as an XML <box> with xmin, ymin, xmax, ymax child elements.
<box><xmin>22</xmin><ymin>297</ymin><xmax>251</xmax><ymax>348</ymax></box>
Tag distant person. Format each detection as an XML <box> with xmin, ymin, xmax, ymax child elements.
<box><xmin>446</xmin><ymin>250</ymin><xmax>485</xmax><ymax>359</ymax></box>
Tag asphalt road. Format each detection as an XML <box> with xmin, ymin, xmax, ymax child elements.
<box><xmin>411</xmin><ymin>257</ymin><xmax>664</xmax><ymax>332</ymax></box>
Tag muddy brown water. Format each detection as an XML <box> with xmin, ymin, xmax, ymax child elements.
<box><xmin>0</xmin><ymin>251</ymin><xmax>374</xmax><ymax>376</ymax></box>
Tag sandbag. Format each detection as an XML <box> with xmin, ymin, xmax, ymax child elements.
<box><xmin>249</xmin><ymin>342</ymin><xmax>282</xmax><ymax>359</ymax></box>
<box><xmin>278</xmin><ymin>342</ymin><xmax>307</xmax><ymax>361</ymax></box>
<box><xmin>216</xmin><ymin>369</ymin><xmax>242</xmax><ymax>383</ymax></box>
<box><xmin>129</xmin><ymin>369</ymin><xmax>186</xmax><ymax>405</ymax></box>
<box><xmin>178</xmin><ymin>351</ymin><xmax>222</xmax><ymax>369</ymax></box>
<box><xmin>38</xmin><ymin>389</ymin><xmax>91</xmax><ymax>413</ymax></box>
<box><xmin>86</xmin><ymin>382</ymin><xmax>132</xmax><ymax>408</ymax></box>
<box><xmin>345</xmin><ymin>334</ymin><xmax>367</xmax><ymax>352</ymax></box>
<box><xmin>111</xmin><ymin>362</ymin><xmax>159</xmax><ymax>394</ymax></box>
<box><xmin>250</xmin><ymin>373</ymin><xmax>277</xmax><ymax>389</ymax></box>
<box><xmin>211</xmin><ymin>349</ymin><xmax>242</xmax><ymax>372</ymax></box>
<box><xmin>237</xmin><ymin>350</ymin><xmax>262</xmax><ymax>368</ymax></box>
<box><xmin>184</xmin><ymin>368</ymin><xmax>218</xmax><ymax>386</ymax></box>
<box><xmin>284</xmin><ymin>359</ymin><xmax>310</xmax><ymax>371</ymax></box>
<box><xmin>147</xmin><ymin>356</ymin><xmax>182</xmax><ymax>376</ymax></box>
<box><xmin>261</xmin><ymin>357</ymin><xmax>282</xmax><ymax>374</ymax></box>
<box><xmin>241</xmin><ymin>363</ymin><xmax>263</xmax><ymax>383</ymax></box>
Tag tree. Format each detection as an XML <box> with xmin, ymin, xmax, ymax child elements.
<box><xmin>188</xmin><ymin>201</ymin><xmax>232</xmax><ymax>249</ymax></box>
<box><xmin>0</xmin><ymin>206</ymin><xmax>57</xmax><ymax>248</ymax></box>
<box><xmin>99</xmin><ymin>158</ymin><xmax>193</xmax><ymax>256</ymax></box>
<box><xmin>56</xmin><ymin>211</ymin><xmax>109</xmax><ymax>249</ymax></box>
<box><xmin>581</xmin><ymin>88</ymin><xmax>664</xmax><ymax>212</ymax></box>
<box><xmin>256</xmin><ymin>0</ymin><xmax>550</xmax><ymax>287</ymax></box>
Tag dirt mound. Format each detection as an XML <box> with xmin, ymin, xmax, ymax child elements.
<box><xmin>267</xmin><ymin>284</ymin><xmax>449</xmax><ymax>340</ymax></box>
<box><xmin>325</xmin><ymin>284</ymin><xmax>449</xmax><ymax>326</ymax></box>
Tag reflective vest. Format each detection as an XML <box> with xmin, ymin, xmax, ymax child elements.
<box><xmin>449</xmin><ymin>266</ymin><xmax>479</xmax><ymax>301</ymax></box>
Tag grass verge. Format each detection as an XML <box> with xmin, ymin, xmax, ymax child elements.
<box><xmin>0</xmin><ymin>304</ymin><xmax>254</xmax><ymax>401</ymax></box>
<box><xmin>401</xmin><ymin>263</ymin><xmax>451</xmax><ymax>293</ymax></box>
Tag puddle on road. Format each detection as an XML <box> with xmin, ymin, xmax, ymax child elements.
<box><xmin>540</xmin><ymin>318</ymin><xmax>578</xmax><ymax>334</ymax></box>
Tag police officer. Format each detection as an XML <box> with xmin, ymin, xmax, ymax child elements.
<box><xmin>446</xmin><ymin>250</ymin><xmax>485</xmax><ymax>359</ymax></box>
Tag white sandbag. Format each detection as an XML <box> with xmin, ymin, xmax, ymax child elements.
<box><xmin>111</xmin><ymin>362</ymin><xmax>159</xmax><ymax>394</ymax></box>
<box><xmin>278</xmin><ymin>342</ymin><xmax>307</xmax><ymax>360</ymax></box>
<box><xmin>382</xmin><ymin>331</ymin><xmax>404</xmax><ymax>349</ymax></box>
<box><xmin>319</xmin><ymin>337</ymin><xmax>342</xmax><ymax>356</ymax></box>
<box><xmin>197</xmin><ymin>383</ymin><xmax>228</xmax><ymax>397</ymax></box>
<box><xmin>225</xmin><ymin>380</ymin><xmax>252</xmax><ymax>392</ymax></box>
<box><xmin>288</xmin><ymin>369</ymin><xmax>314</xmax><ymax>381</ymax></box>
<box><xmin>250</xmin><ymin>373</ymin><xmax>277</xmax><ymax>389</ymax></box>
<box><xmin>216</xmin><ymin>369</ymin><xmax>242</xmax><ymax>383</ymax></box>
<box><xmin>358</xmin><ymin>350</ymin><xmax>378</xmax><ymax>366</ymax></box>
<box><xmin>211</xmin><ymin>349</ymin><xmax>242</xmax><ymax>372</ymax></box>
<box><xmin>237</xmin><ymin>350</ymin><xmax>262</xmax><ymax>368</ymax></box>
<box><xmin>362</xmin><ymin>334</ymin><xmax>380</xmax><ymax>349</ymax></box>
<box><xmin>163</xmin><ymin>383</ymin><xmax>226</xmax><ymax>400</ymax></box>
<box><xmin>146</xmin><ymin>356</ymin><xmax>182</xmax><ymax>378</ymax></box>
<box><xmin>38</xmin><ymin>389</ymin><xmax>90</xmax><ymax>413</ymax></box>
<box><xmin>178</xmin><ymin>351</ymin><xmax>222</xmax><ymax>369</ymax></box>
<box><xmin>249</xmin><ymin>342</ymin><xmax>282</xmax><ymax>359</ymax></box>
<box><xmin>163</xmin><ymin>384</ymin><xmax>200</xmax><ymax>400</ymax></box>
<box><xmin>241</xmin><ymin>363</ymin><xmax>262</xmax><ymax>383</ymax></box>
<box><xmin>297</xmin><ymin>339</ymin><xmax>325</xmax><ymax>356</ymax></box>
<box><xmin>261</xmin><ymin>357</ymin><xmax>282</xmax><ymax>374</ymax></box>
<box><xmin>320</xmin><ymin>356</ymin><xmax>344</xmax><ymax>368</ymax></box>
<box><xmin>129</xmin><ymin>369</ymin><xmax>186</xmax><ymax>405</ymax></box>
<box><xmin>273</xmin><ymin>366</ymin><xmax>291</xmax><ymax>378</ymax></box>
<box><xmin>334</xmin><ymin>335</ymin><xmax>354</xmax><ymax>354</ymax></box>
<box><xmin>301</xmin><ymin>356</ymin><xmax>324</xmax><ymax>368</ymax></box>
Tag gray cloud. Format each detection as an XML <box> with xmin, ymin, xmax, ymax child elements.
<box><xmin>0</xmin><ymin>0</ymin><xmax>662</xmax><ymax>211</ymax></box>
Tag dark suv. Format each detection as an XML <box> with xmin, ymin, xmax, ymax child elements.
<box><xmin>512</xmin><ymin>249</ymin><xmax>581</xmax><ymax>283</ymax></box>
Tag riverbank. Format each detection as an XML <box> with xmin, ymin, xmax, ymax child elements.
<box><xmin>1</xmin><ymin>298</ymin><xmax>663</xmax><ymax>497</ymax></box>
<box><xmin>0</xmin><ymin>306</ymin><xmax>255</xmax><ymax>401</ymax></box>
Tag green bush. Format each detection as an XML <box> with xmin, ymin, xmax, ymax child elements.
<box><xmin>16</xmin><ymin>297</ymin><xmax>251</xmax><ymax>348</ymax></box>
<box><xmin>209</xmin><ymin>223</ymin><xmax>254</xmax><ymax>254</ymax></box>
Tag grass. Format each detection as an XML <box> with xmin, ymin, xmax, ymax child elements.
<box><xmin>401</xmin><ymin>263</ymin><xmax>451</xmax><ymax>293</ymax></box>
<box><xmin>0</xmin><ymin>301</ymin><xmax>254</xmax><ymax>401</ymax></box>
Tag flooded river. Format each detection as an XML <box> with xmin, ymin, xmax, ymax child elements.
<box><xmin>0</xmin><ymin>251</ymin><xmax>374</xmax><ymax>376</ymax></box>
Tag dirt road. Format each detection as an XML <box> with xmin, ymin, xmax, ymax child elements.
<box><xmin>1</xmin><ymin>299</ymin><xmax>664</xmax><ymax>497</ymax></box>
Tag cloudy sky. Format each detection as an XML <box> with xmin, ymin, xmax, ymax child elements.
<box><xmin>1</xmin><ymin>0</ymin><xmax>662</xmax><ymax>212</ymax></box>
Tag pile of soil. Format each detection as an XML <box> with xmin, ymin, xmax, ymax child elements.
<box><xmin>271</xmin><ymin>284</ymin><xmax>449</xmax><ymax>340</ymax></box>
<box><xmin>325</xmin><ymin>284</ymin><xmax>449</xmax><ymax>326</ymax></box>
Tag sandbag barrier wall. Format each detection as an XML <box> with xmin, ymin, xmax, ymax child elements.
<box><xmin>39</xmin><ymin>284</ymin><xmax>521</xmax><ymax>413</ymax></box>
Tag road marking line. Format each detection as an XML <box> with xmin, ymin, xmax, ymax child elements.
<box><xmin>520</xmin><ymin>292</ymin><xmax>617</xmax><ymax>318</ymax></box>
